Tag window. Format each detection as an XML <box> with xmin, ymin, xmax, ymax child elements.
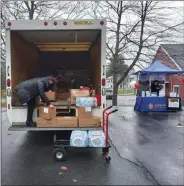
<box><xmin>173</xmin><ymin>85</ymin><xmax>180</xmax><ymax>96</ymax></box>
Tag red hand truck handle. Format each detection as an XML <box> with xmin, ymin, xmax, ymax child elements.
<box><xmin>111</xmin><ymin>109</ymin><xmax>118</xmax><ymax>113</ymax></box>
<box><xmin>105</xmin><ymin>106</ymin><xmax>113</xmax><ymax>110</ymax></box>
<box><xmin>105</xmin><ymin>109</ymin><xmax>118</xmax><ymax>147</ymax></box>
<box><xmin>102</xmin><ymin>105</ymin><xmax>113</xmax><ymax>132</ymax></box>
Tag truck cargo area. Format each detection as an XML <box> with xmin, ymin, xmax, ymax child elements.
<box><xmin>11</xmin><ymin>29</ymin><xmax>101</xmax><ymax>106</ymax></box>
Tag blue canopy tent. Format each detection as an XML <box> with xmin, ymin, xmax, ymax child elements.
<box><xmin>133</xmin><ymin>60</ymin><xmax>184</xmax><ymax>112</ymax></box>
<box><xmin>133</xmin><ymin>60</ymin><xmax>184</xmax><ymax>94</ymax></box>
<box><xmin>133</xmin><ymin>60</ymin><xmax>184</xmax><ymax>75</ymax></box>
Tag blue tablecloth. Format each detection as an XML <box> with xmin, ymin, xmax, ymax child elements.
<box><xmin>134</xmin><ymin>96</ymin><xmax>168</xmax><ymax>112</ymax></box>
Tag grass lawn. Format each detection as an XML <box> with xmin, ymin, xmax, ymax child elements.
<box><xmin>118</xmin><ymin>89</ymin><xmax>135</xmax><ymax>94</ymax></box>
<box><xmin>1</xmin><ymin>102</ymin><xmax>6</xmax><ymax>108</ymax></box>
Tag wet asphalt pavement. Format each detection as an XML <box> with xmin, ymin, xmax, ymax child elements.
<box><xmin>1</xmin><ymin>96</ymin><xmax>184</xmax><ymax>185</ymax></box>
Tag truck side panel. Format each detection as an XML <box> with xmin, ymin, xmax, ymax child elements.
<box><xmin>6</xmin><ymin>30</ymin><xmax>12</xmax><ymax>124</ymax></box>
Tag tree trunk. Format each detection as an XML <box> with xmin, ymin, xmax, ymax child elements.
<box><xmin>112</xmin><ymin>74</ymin><xmax>118</xmax><ymax>106</ymax></box>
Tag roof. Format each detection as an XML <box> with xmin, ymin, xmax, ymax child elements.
<box><xmin>133</xmin><ymin>60</ymin><xmax>184</xmax><ymax>75</ymax></box>
<box><xmin>161</xmin><ymin>44</ymin><xmax>184</xmax><ymax>70</ymax></box>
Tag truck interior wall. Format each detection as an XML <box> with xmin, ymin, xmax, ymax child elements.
<box><xmin>39</xmin><ymin>52</ymin><xmax>90</xmax><ymax>72</ymax></box>
<box><xmin>39</xmin><ymin>51</ymin><xmax>91</xmax><ymax>89</ymax></box>
<box><xmin>11</xmin><ymin>31</ymin><xmax>40</xmax><ymax>105</ymax></box>
<box><xmin>90</xmin><ymin>36</ymin><xmax>101</xmax><ymax>94</ymax></box>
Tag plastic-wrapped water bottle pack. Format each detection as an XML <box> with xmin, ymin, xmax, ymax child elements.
<box><xmin>76</xmin><ymin>97</ymin><xmax>97</xmax><ymax>107</ymax></box>
<box><xmin>70</xmin><ymin>130</ymin><xmax>106</xmax><ymax>147</ymax></box>
<box><xmin>88</xmin><ymin>130</ymin><xmax>106</xmax><ymax>147</ymax></box>
<box><xmin>70</xmin><ymin>130</ymin><xmax>88</xmax><ymax>147</ymax></box>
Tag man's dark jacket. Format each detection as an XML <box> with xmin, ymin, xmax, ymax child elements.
<box><xmin>16</xmin><ymin>77</ymin><xmax>53</xmax><ymax>105</ymax></box>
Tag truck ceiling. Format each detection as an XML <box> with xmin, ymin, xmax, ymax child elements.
<box><xmin>14</xmin><ymin>30</ymin><xmax>101</xmax><ymax>43</ymax></box>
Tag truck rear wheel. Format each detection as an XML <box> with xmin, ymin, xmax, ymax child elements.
<box><xmin>53</xmin><ymin>148</ymin><xmax>68</xmax><ymax>161</ymax></box>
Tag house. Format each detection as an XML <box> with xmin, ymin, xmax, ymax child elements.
<box><xmin>154</xmin><ymin>44</ymin><xmax>184</xmax><ymax>101</ymax></box>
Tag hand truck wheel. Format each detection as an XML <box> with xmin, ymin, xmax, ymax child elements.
<box><xmin>53</xmin><ymin>148</ymin><xmax>68</xmax><ymax>161</ymax></box>
<box><xmin>105</xmin><ymin>156</ymin><xmax>111</xmax><ymax>163</ymax></box>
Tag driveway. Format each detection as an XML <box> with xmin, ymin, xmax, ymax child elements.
<box><xmin>1</xmin><ymin>96</ymin><xmax>184</xmax><ymax>185</ymax></box>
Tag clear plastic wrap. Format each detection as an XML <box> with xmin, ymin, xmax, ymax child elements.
<box><xmin>70</xmin><ymin>130</ymin><xmax>88</xmax><ymax>147</ymax></box>
<box><xmin>76</xmin><ymin>97</ymin><xmax>97</xmax><ymax>107</ymax></box>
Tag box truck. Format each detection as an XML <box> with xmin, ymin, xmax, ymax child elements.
<box><xmin>5</xmin><ymin>19</ymin><xmax>106</xmax><ymax>131</ymax></box>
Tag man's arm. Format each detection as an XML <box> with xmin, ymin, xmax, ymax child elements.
<box><xmin>37</xmin><ymin>80</ymin><xmax>50</xmax><ymax>106</ymax></box>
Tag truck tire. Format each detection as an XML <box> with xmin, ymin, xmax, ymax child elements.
<box><xmin>53</xmin><ymin>148</ymin><xmax>68</xmax><ymax>161</ymax></box>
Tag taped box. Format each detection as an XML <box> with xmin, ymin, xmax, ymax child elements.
<box><xmin>37</xmin><ymin>118</ymin><xmax>53</xmax><ymax>127</ymax></box>
<box><xmin>39</xmin><ymin>106</ymin><xmax>56</xmax><ymax>119</ymax></box>
<box><xmin>71</xmin><ymin>89</ymin><xmax>90</xmax><ymax>105</ymax></box>
<box><xmin>52</xmin><ymin>117</ymin><xmax>78</xmax><ymax>127</ymax></box>
<box><xmin>79</xmin><ymin>117</ymin><xmax>101</xmax><ymax>128</ymax></box>
<box><xmin>45</xmin><ymin>90</ymin><xmax>56</xmax><ymax>101</ymax></box>
<box><xmin>77</xmin><ymin>107</ymin><xmax>92</xmax><ymax>118</ymax></box>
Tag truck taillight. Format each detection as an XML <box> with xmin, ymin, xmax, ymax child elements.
<box><xmin>8</xmin><ymin>104</ymin><xmax>10</xmax><ymax>109</ymax></box>
<box><xmin>53</xmin><ymin>21</ymin><xmax>57</xmax><ymax>25</ymax></box>
<box><xmin>103</xmin><ymin>103</ymin><xmax>105</xmax><ymax>108</ymax></box>
<box><xmin>63</xmin><ymin>21</ymin><xmax>67</xmax><ymax>25</ymax></box>
<box><xmin>102</xmin><ymin>78</ymin><xmax>106</xmax><ymax>86</ymax></box>
<box><xmin>7</xmin><ymin>79</ymin><xmax>11</xmax><ymax>87</ymax></box>
<box><xmin>8</xmin><ymin>22</ymin><xmax>11</xmax><ymax>26</ymax></box>
<box><xmin>100</xmin><ymin>21</ymin><xmax>104</xmax><ymax>25</ymax></box>
<box><xmin>44</xmin><ymin>21</ymin><xmax>48</xmax><ymax>26</ymax></box>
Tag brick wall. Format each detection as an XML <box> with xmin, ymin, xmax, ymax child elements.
<box><xmin>167</xmin><ymin>75</ymin><xmax>184</xmax><ymax>101</ymax></box>
<box><xmin>154</xmin><ymin>46</ymin><xmax>184</xmax><ymax>101</ymax></box>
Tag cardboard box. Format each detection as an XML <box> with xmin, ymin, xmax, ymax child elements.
<box><xmin>71</xmin><ymin>89</ymin><xmax>90</xmax><ymax>105</ymax></box>
<box><xmin>39</xmin><ymin>106</ymin><xmax>56</xmax><ymax>119</ymax></box>
<box><xmin>45</xmin><ymin>91</ymin><xmax>56</xmax><ymax>101</ymax></box>
<box><xmin>79</xmin><ymin>117</ymin><xmax>101</xmax><ymax>127</ymax></box>
<box><xmin>77</xmin><ymin>107</ymin><xmax>92</xmax><ymax>118</ymax></box>
<box><xmin>56</xmin><ymin>92</ymin><xmax>70</xmax><ymax>101</ymax></box>
<box><xmin>37</xmin><ymin>117</ymin><xmax>53</xmax><ymax>127</ymax></box>
<box><xmin>52</xmin><ymin>117</ymin><xmax>78</xmax><ymax>127</ymax></box>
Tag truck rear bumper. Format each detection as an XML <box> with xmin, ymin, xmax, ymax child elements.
<box><xmin>9</xmin><ymin>124</ymin><xmax>101</xmax><ymax>131</ymax></box>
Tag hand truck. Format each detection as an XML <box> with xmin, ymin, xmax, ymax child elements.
<box><xmin>53</xmin><ymin>106</ymin><xmax>118</xmax><ymax>163</ymax></box>
<box><xmin>102</xmin><ymin>106</ymin><xmax>118</xmax><ymax>162</ymax></box>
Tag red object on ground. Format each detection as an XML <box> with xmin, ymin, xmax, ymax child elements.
<box><xmin>135</xmin><ymin>82</ymin><xmax>141</xmax><ymax>89</ymax></box>
<box><xmin>95</xmin><ymin>94</ymin><xmax>101</xmax><ymax>105</ymax></box>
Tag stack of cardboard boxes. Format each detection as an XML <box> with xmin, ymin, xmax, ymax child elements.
<box><xmin>77</xmin><ymin>107</ymin><xmax>100</xmax><ymax>127</ymax></box>
<box><xmin>37</xmin><ymin>106</ymin><xmax>78</xmax><ymax>127</ymax></box>
<box><xmin>37</xmin><ymin>89</ymin><xmax>100</xmax><ymax>128</ymax></box>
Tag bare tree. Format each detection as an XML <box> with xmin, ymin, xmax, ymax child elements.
<box><xmin>89</xmin><ymin>1</ymin><xmax>184</xmax><ymax>105</ymax></box>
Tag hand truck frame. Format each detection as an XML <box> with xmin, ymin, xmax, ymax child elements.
<box><xmin>53</xmin><ymin>106</ymin><xmax>118</xmax><ymax>163</ymax></box>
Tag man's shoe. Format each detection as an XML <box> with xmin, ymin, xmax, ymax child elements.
<box><xmin>26</xmin><ymin>121</ymin><xmax>36</xmax><ymax>127</ymax></box>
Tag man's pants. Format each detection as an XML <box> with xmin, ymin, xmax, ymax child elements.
<box><xmin>27</xmin><ymin>98</ymin><xmax>36</xmax><ymax>122</ymax></box>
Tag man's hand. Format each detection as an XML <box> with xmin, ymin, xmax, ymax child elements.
<box><xmin>49</xmin><ymin>104</ymin><xmax>55</xmax><ymax>108</ymax></box>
